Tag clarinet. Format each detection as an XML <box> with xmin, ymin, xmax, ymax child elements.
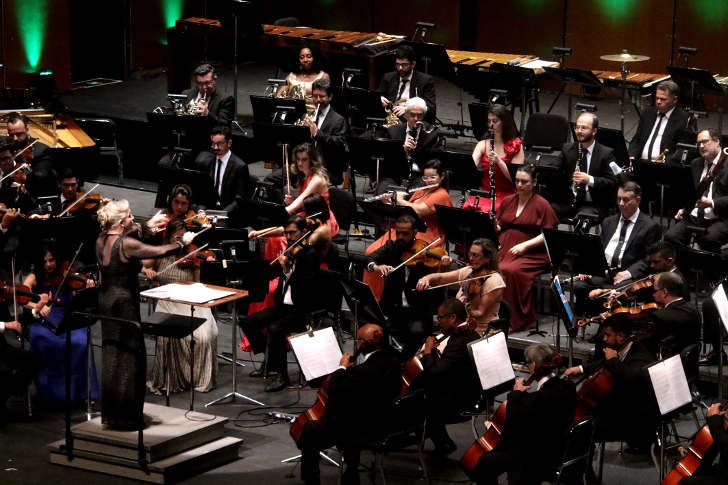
<box><xmin>571</xmin><ymin>143</ymin><xmax>584</xmax><ymax>208</ymax></box>
<box><xmin>488</xmin><ymin>129</ymin><xmax>496</xmax><ymax>218</ymax></box>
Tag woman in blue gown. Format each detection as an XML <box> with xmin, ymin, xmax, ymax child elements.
<box><xmin>24</xmin><ymin>244</ymin><xmax>99</xmax><ymax>407</ymax></box>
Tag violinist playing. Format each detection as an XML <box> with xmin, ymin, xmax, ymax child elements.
<box><xmin>676</xmin><ymin>402</ymin><xmax>728</xmax><ymax>485</ymax></box>
<box><xmin>644</xmin><ymin>272</ymin><xmax>699</xmax><ymax>359</ymax></box>
<box><xmin>298</xmin><ymin>323</ymin><xmax>401</xmax><ymax>485</ymax></box>
<box><xmin>466</xmin><ymin>343</ymin><xmax>576</xmax><ymax>485</ymax></box>
<box><xmin>409</xmin><ymin>299</ymin><xmax>480</xmax><ymax>456</ymax></box>
<box><xmin>0</xmin><ymin>142</ymin><xmax>34</xmax><ymax>214</ymax></box>
<box><xmin>363</xmin><ymin>159</ymin><xmax>452</xmax><ymax>301</ymax></box>
<box><xmin>23</xmin><ymin>243</ymin><xmax>99</xmax><ymax>408</ymax></box>
<box><xmin>563</xmin><ymin>318</ymin><xmax>658</xmax><ymax>460</ymax></box>
<box><xmin>142</xmin><ymin>218</ymin><xmax>218</xmax><ymax>394</ymax></box>
<box><xmin>416</xmin><ymin>238</ymin><xmax>505</xmax><ymax>336</ymax></box>
<box><xmin>6</xmin><ymin>113</ymin><xmax>54</xmax><ymax>198</ymax></box>
<box><xmin>156</xmin><ymin>184</ymin><xmax>208</xmax><ymax>236</ymax></box>
<box><xmin>366</xmin><ymin>214</ymin><xmax>450</xmax><ymax>356</ymax></box>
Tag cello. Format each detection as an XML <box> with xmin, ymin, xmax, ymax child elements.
<box><xmin>460</xmin><ymin>354</ymin><xmax>564</xmax><ymax>475</ymax></box>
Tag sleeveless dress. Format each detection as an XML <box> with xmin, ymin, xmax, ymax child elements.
<box><xmin>287</xmin><ymin>71</ymin><xmax>326</xmax><ymax>113</ymax></box>
<box><xmin>463</xmin><ymin>137</ymin><xmax>522</xmax><ymax>212</ymax></box>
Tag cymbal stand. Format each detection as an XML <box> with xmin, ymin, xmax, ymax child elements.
<box><xmin>619</xmin><ymin>60</ymin><xmax>629</xmax><ymax>134</ymax></box>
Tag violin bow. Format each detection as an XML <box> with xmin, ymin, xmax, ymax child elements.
<box><xmin>425</xmin><ymin>271</ymin><xmax>494</xmax><ymax>290</ymax></box>
<box><xmin>157</xmin><ymin>243</ymin><xmax>210</xmax><ymax>277</ymax></box>
<box><xmin>271</xmin><ymin>229</ymin><xmax>314</xmax><ymax>266</ymax></box>
<box><xmin>58</xmin><ymin>183</ymin><xmax>101</xmax><ymax>217</ymax></box>
<box><xmin>388</xmin><ymin>237</ymin><xmax>441</xmax><ymax>275</ymax></box>
<box><xmin>0</xmin><ymin>139</ymin><xmax>39</xmax><ymax>184</ymax></box>
<box><xmin>47</xmin><ymin>242</ymin><xmax>84</xmax><ymax>311</ymax></box>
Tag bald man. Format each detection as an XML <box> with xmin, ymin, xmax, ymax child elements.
<box><xmin>298</xmin><ymin>324</ymin><xmax>401</xmax><ymax>485</ymax></box>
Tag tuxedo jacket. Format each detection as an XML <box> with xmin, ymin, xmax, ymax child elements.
<box><xmin>207</xmin><ymin>152</ymin><xmax>250</xmax><ymax>214</ymax></box>
<box><xmin>385</xmin><ymin>121</ymin><xmax>439</xmax><ymax>176</ymax></box>
<box><xmin>685</xmin><ymin>155</ymin><xmax>728</xmax><ymax>210</ymax></box>
<box><xmin>313</xmin><ymin>108</ymin><xmax>348</xmax><ymax>176</ymax></box>
<box><xmin>628</xmin><ymin>106</ymin><xmax>692</xmax><ymax>159</ymax></box>
<box><xmin>377</xmin><ymin>70</ymin><xmax>436</xmax><ymax>121</ymax></box>
<box><xmin>649</xmin><ymin>298</ymin><xmax>700</xmax><ymax>357</ymax></box>
<box><xmin>182</xmin><ymin>89</ymin><xmax>235</xmax><ymax>127</ymax></box>
<box><xmin>600</xmin><ymin>211</ymin><xmax>661</xmax><ymax>275</ymax></box>
<box><xmin>561</xmin><ymin>141</ymin><xmax>618</xmax><ymax>212</ymax></box>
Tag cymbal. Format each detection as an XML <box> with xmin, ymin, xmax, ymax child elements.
<box><xmin>600</xmin><ymin>52</ymin><xmax>650</xmax><ymax>63</ymax></box>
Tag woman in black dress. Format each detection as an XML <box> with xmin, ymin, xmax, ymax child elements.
<box><xmin>96</xmin><ymin>200</ymin><xmax>194</xmax><ymax>430</ymax></box>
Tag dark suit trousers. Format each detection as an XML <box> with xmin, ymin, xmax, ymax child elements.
<box><xmin>0</xmin><ymin>343</ymin><xmax>40</xmax><ymax>410</ymax></box>
<box><xmin>472</xmin><ymin>450</ymin><xmax>546</xmax><ymax>485</ymax></box>
<box><xmin>664</xmin><ymin>214</ymin><xmax>728</xmax><ymax>253</ymax></box>
<box><xmin>300</xmin><ymin>419</ymin><xmax>360</xmax><ymax>485</ymax></box>
<box><xmin>238</xmin><ymin>305</ymin><xmax>305</xmax><ymax>375</ymax></box>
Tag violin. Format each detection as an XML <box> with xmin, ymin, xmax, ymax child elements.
<box><xmin>183</xmin><ymin>210</ymin><xmax>211</xmax><ymax>230</ymax></box>
<box><xmin>400</xmin><ymin>238</ymin><xmax>448</xmax><ymax>268</ymax></box>
<box><xmin>577</xmin><ymin>303</ymin><xmax>658</xmax><ymax>327</ymax></box>
<box><xmin>592</xmin><ymin>275</ymin><xmax>655</xmax><ymax>308</ymax></box>
<box><xmin>0</xmin><ymin>280</ymin><xmax>42</xmax><ymax>305</ymax></box>
<box><xmin>66</xmin><ymin>192</ymin><xmax>103</xmax><ymax>213</ymax></box>
<box><xmin>176</xmin><ymin>243</ymin><xmax>216</xmax><ymax>269</ymax></box>
<box><xmin>0</xmin><ymin>203</ymin><xmax>27</xmax><ymax>220</ymax></box>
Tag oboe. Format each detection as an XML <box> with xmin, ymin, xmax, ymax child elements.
<box><xmin>488</xmin><ymin>128</ymin><xmax>496</xmax><ymax>217</ymax></box>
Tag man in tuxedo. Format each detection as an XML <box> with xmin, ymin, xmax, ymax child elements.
<box><xmin>378</xmin><ymin>44</ymin><xmax>436</xmax><ymax>122</ymax></box>
<box><xmin>383</xmin><ymin>97</ymin><xmax>439</xmax><ymax>186</ymax></box>
<box><xmin>629</xmin><ymin>80</ymin><xmax>694</xmax><ymax>162</ymax></box>
<box><xmin>574</xmin><ymin>182</ymin><xmax>661</xmax><ymax>316</ymax></box>
<box><xmin>555</xmin><ymin>112</ymin><xmax>617</xmax><ymax>221</ymax></box>
<box><xmin>304</xmin><ymin>78</ymin><xmax>348</xmax><ymax>185</ymax></box>
<box><xmin>298</xmin><ymin>323</ymin><xmax>401</xmax><ymax>485</ymax></box>
<box><xmin>647</xmin><ymin>272</ymin><xmax>700</xmax><ymax>358</ymax></box>
<box><xmin>6</xmin><ymin>113</ymin><xmax>54</xmax><ymax>198</ymax></box>
<box><xmin>413</xmin><ymin>298</ymin><xmax>481</xmax><ymax>455</ymax></box>
<box><xmin>664</xmin><ymin>129</ymin><xmax>728</xmax><ymax>253</ymax></box>
<box><xmin>203</xmin><ymin>126</ymin><xmax>250</xmax><ymax>224</ymax></box>
<box><xmin>183</xmin><ymin>63</ymin><xmax>234</xmax><ymax>127</ymax></box>
<box><xmin>469</xmin><ymin>343</ymin><xmax>576</xmax><ymax>485</ymax></box>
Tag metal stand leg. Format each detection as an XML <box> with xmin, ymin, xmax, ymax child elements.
<box><xmin>188</xmin><ymin>306</ymin><xmax>196</xmax><ymax>411</ymax></box>
<box><xmin>205</xmin><ymin>301</ymin><xmax>265</xmax><ymax>407</ymax></box>
<box><xmin>281</xmin><ymin>451</ymin><xmax>340</xmax><ymax>467</ymax></box>
<box><xmin>86</xmin><ymin>325</ymin><xmax>99</xmax><ymax>420</ymax></box>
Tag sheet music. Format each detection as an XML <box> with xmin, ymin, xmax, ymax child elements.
<box><xmin>712</xmin><ymin>283</ymin><xmax>728</xmax><ymax>334</ymax></box>
<box><xmin>468</xmin><ymin>332</ymin><xmax>515</xmax><ymax>391</ymax></box>
<box><xmin>289</xmin><ymin>327</ymin><xmax>343</xmax><ymax>381</ymax></box>
<box><xmin>647</xmin><ymin>354</ymin><xmax>692</xmax><ymax>416</ymax></box>
<box><xmin>140</xmin><ymin>282</ymin><xmax>235</xmax><ymax>304</ymax></box>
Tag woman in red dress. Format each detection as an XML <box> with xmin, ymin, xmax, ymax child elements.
<box><xmin>463</xmin><ymin>104</ymin><xmax>524</xmax><ymax>213</ymax></box>
<box><xmin>497</xmin><ymin>164</ymin><xmax>558</xmax><ymax>332</ymax></box>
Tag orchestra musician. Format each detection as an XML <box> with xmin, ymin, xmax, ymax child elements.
<box><xmin>366</xmin><ymin>214</ymin><xmax>449</xmax><ymax>355</ymax></box>
<box><xmin>384</xmin><ymin>97</ymin><xmax>440</xmax><ymax>184</ymax></box>
<box><xmin>574</xmin><ymin>182</ymin><xmax>661</xmax><ymax>317</ymax></box>
<box><xmin>378</xmin><ymin>44</ymin><xmax>436</xmax><ymax>123</ymax></box>
<box><xmin>646</xmin><ymin>271</ymin><xmax>700</xmax><ymax>358</ymax></box>
<box><xmin>5</xmin><ymin>113</ymin><xmax>54</xmax><ymax>198</ymax></box>
<box><xmin>496</xmin><ymin>164</ymin><xmax>559</xmax><ymax>332</ymax></box>
<box><xmin>677</xmin><ymin>402</ymin><xmax>728</xmax><ymax>484</ymax></box>
<box><xmin>416</xmin><ymin>238</ymin><xmax>505</xmax><ymax>336</ymax></box>
<box><xmin>555</xmin><ymin>112</ymin><xmax>618</xmax><ymax>222</ymax></box>
<box><xmin>284</xmin><ymin>144</ymin><xmax>338</xmax><ymax>229</ymax></box>
<box><xmin>159</xmin><ymin>184</ymin><xmax>198</xmax><ymax>231</ymax></box>
<box><xmin>462</xmin><ymin>104</ymin><xmax>523</xmax><ymax>212</ymax></box>
<box><xmin>95</xmin><ymin>199</ymin><xmax>196</xmax><ymax>430</ymax></box>
<box><xmin>142</xmin><ymin>219</ymin><xmax>218</xmax><ymax>394</ymax></box>
<box><xmin>306</xmin><ymin>78</ymin><xmax>349</xmax><ymax>185</ymax></box>
<box><xmin>0</xmin><ymin>315</ymin><xmax>39</xmax><ymax>425</ymax></box>
<box><xmin>239</xmin><ymin>215</ymin><xmax>332</xmax><ymax>392</ymax></box>
<box><xmin>564</xmin><ymin>318</ymin><xmax>658</xmax><ymax>457</ymax></box>
<box><xmin>23</xmin><ymin>243</ymin><xmax>98</xmax><ymax>407</ymax></box>
<box><xmin>411</xmin><ymin>298</ymin><xmax>480</xmax><ymax>456</ymax></box>
<box><xmin>182</xmin><ymin>64</ymin><xmax>234</xmax><ymax>127</ymax></box>
<box><xmin>664</xmin><ymin>129</ymin><xmax>728</xmax><ymax>253</ymax></box>
<box><xmin>277</xmin><ymin>46</ymin><xmax>331</xmax><ymax>114</ymax></box>
<box><xmin>467</xmin><ymin>344</ymin><xmax>576</xmax><ymax>485</ymax></box>
<box><xmin>0</xmin><ymin>141</ymin><xmax>35</xmax><ymax>214</ymax></box>
<box><xmin>628</xmin><ymin>80</ymin><xmax>694</xmax><ymax>163</ymax></box>
<box><xmin>298</xmin><ymin>323</ymin><xmax>401</xmax><ymax>485</ymax></box>
<box><xmin>200</xmin><ymin>126</ymin><xmax>251</xmax><ymax>224</ymax></box>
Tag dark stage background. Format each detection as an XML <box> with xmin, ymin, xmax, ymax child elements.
<box><xmin>1</xmin><ymin>1</ymin><xmax>728</xmax><ymax>91</ymax></box>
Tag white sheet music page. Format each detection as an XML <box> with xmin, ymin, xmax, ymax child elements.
<box><xmin>468</xmin><ymin>332</ymin><xmax>514</xmax><ymax>391</ymax></box>
<box><xmin>711</xmin><ymin>283</ymin><xmax>728</xmax><ymax>334</ymax></box>
<box><xmin>141</xmin><ymin>283</ymin><xmax>234</xmax><ymax>304</ymax></box>
<box><xmin>289</xmin><ymin>327</ymin><xmax>343</xmax><ymax>381</ymax></box>
<box><xmin>647</xmin><ymin>354</ymin><xmax>692</xmax><ymax>416</ymax></box>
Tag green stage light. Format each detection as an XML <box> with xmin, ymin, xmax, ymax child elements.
<box><xmin>692</xmin><ymin>0</ymin><xmax>728</xmax><ymax>30</ymax></box>
<box><xmin>520</xmin><ymin>0</ymin><xmax>548</xmax><ymax>10</ymax></box>
<box><xmin>597</xmin><ymin>0</ymin><xmax>638</xmax><ymax>21</ymax></box>
<box><xmin>16</xmin><ymin>0</ymin><xmax>48</xmax><ymax>72</ymax></box>
<box><xmin>163</xmin><ymin>0</ymin><xmax>185</xmax><ymax>29</ymax></box>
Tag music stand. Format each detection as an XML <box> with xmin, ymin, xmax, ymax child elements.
<box><xmin>668</xmin><ymin>66</ymin><xmax>726</xmax><ymax>130</ymax></box>
<box><xmin>359</xmin><ymin>201</ymin><xmax>426</xmax><ymax>237</ymax></box>
<box><xmin>250</xmin><ymin>95</ymin><xmax>307</xmax><ymax>124</ymax></box>
<box><xmin>490</xmin><ymin>63</ymin><xmax>538</xmax><ymax>132</ymax></box>
<box><xmin>147</xmin><ymin>111</ymin><xmax>213</xmax><ymax>153</ymax></box>
<box><xmin>435</xmin><ymin>205</ymin><xmax>498</xmax><ymax>250</ymax></box>
<box><xmin>543</xmin><ymin>228</ymin><xmax>608</xmax><ymax>364</ymax></box>
<box><xmin>434</xmin><ymin>148</ymin><xmax>483</xmax><ymax>194</ymax></box>
<box><xmin>250</xmin><ymin>95</ymin><xmax>309</xmax><ymax>161</ymax></box>
<box><xmin>595</xmin><ymin>127</ymin><xmax>629</xmax><ymax>165</ymax></box>
<box><xmin>633</xmin><ymin>161</ymin><xmax>695</xmax><ymax>227</ymax></box>
<box><xmin>154</xmin><ymin>167</ymin><xmax>216</xmax><ymax>209</ymax></box>
<box><xmin>543</xmin><ymin>66</ymin><xmax>604</xmax><ymax>124</ymax></box>
<box><xmin>332</xmin><ymin>86</ymin><xmax>387</xmax><ymax>130</ymax></box>
<box><xmin>239</xmin><ymin>199</ymin><xmax>289</xmax><ymax>229</ymax></box>
<box><xmin>340</xmin><ymin>278</ymin><xmax>386</xmax><ymax>353</ymax></box>
<box><xmin>347</xmin><ymin>136</ymin><xmax>408</xmax><ymax>189</ymax></box>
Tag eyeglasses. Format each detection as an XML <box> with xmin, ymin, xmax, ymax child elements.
<box><xmin>697</xmin><ymin>139</ymin><xmax>713</xmax><ymax>146</ymax></box>
<box><xmin>211</xmin><ymin>141</ymin><xmax>227</xmax><ymax>147</ymax></box>
<box><xmin>422</xmin><ymin>175</ymin><xmax>439</xmax><ymax>182</ymax></box>
<box><xmin>437</xmin><ymin>312</ymin><xmax>454</xmax><ymax>319</ymax></box>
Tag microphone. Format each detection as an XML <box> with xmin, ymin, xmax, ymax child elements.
<box><xmin>609</xmin><ymin>161</ymin><xmax>623</xmax><ymax>175</ymax></box>
<box><xmin>266</xmin><ymin>411</ymin><xmax>296</xmax><ymax>422</ymax></box>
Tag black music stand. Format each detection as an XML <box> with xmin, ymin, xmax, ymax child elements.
<box><xmin>332</xmin><ymin>86</ymin><xmax>387</xmax><ymax>130</ymax></box>
<box><xmin>250</xmin><ymin>95</ymin><xmax>307</xmax><ymax>124</ymax></box>
<box><xmin>340</xmin><ymin>278</ymin><xmax>386</xmax><ymax>353</ymax></box>
<box><xmin>543</xmin><ymin>228</ymin><xmax>608</xmax><ymax>364</ymax></box>
<box><xmin>147</xmin><ymin>112</ymin><xmax>213</xmax><ymax>153</ymax></box>
<box><xmin>490</xmin><ymin>63</ymin><xmax>538</xmax><ymax>132</ymax></box>
<box><xmin>433</xmin><ymin>148</ymin><xmax>482</xmax><ymax>194</ymax></box>
<box><xmin>154</xmin><ymin>167</ymin><xmax>216</xmax><ymax>209</ymax></box>
<box><xmin>667</xmin><ymin>66</ymin><xmax>726</xmax><ymax>104</ymax></box>
<box><xmin>544</xmin><ymin>66</ymin><xmax>604</xmax><ymax>123</ymax></box>
<box><xmin>250</xmin><ymin>95</ymin><xmax>309</xmax><ymax>161</ymax></box>
<box><xmin>347</xmin><ymin>136</ymin><xmax>408</xmax><ymax>189</ymax></box>
<box><xmin>240</xmin><ymin>199</ymin><xmax>289</xmax><ymax>228</ymax></box>
<box><xmin>595</xmin><ymin>126</ymin><xmax>630</xmax><ymax>165</ymax></box>
<box><xmin>359</xmin><ymin>201</ymin><xmax>426</xmax><ymax>237</ymax></box>
<box><xmin>468</xmin><ymin>102</ymin><xmax>491</xmax><ymax>142</ymax></box>
<box><xmin>140</xmin><ymin>311</ymin><xmax>206</xmax><ymax>409</ymax></box>
<box><xmin>435</xmin><ymin>205</ymin><xmax>498</xmax><ymax>249</ymax></box>
<box><xmin>633</xmin><ymin>161</ymin><xmax>695</xmax><ymax>227</ymax></box>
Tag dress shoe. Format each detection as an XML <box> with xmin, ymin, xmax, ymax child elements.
<box><xmin>699</xmin><ymin>351</ymin><xmax>727</xmax><ymax>366</ymax></box>
<box><xmin>265</xmin><ymin>375</ymin><xmax>290</xmax><ymax>392</ymax></box>
<box><xmin>250</xmin><ymin>368</ymin><xmax>277</xmax><ymax>378</ymax></box>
